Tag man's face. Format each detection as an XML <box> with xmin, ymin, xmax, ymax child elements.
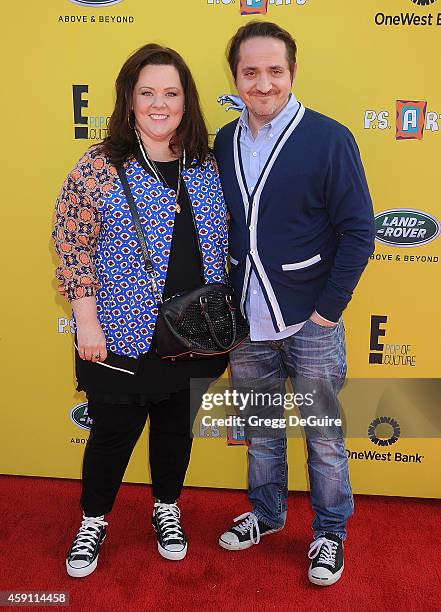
<box><xmin>235</xmin><ymin>36</ymin><xmax>295</xmax><ymax>128</ymax></box>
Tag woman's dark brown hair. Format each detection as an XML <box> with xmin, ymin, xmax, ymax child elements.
<box><xmin>227</xmin><ymin>21</ymin><xmax>297</xmax><ymax>80</ymax></box>
<box><xmin>101</xmin><ymin>44</ymin><xmax>208</xmax><ymax>166</ymax></box>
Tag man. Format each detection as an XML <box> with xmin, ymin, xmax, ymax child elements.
<box><xmin>214</xmin><ymin>21</ymin><xmax>375</xmax><ymax>586</ymax></box>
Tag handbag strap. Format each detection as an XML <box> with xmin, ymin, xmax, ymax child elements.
<box><xmin>116</xmin><ymin>164</ymin><xmax>163</xmax><ymax>305</ymax></box>
<box><xmin>199</xmin><ymin>295</ymin><xmax>237</xmax><ymax>351</ymax></box>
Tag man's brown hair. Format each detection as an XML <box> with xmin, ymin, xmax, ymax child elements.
<box><xmin>227</xmin><ymin>21</ymin><xmax>297</xmax><ymax>80</ymax></box>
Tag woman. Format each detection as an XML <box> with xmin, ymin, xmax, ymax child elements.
<box><xmin>53</xmin><ymin>44</ymin><xmax>229</xmax><ymax>577</ymax></box>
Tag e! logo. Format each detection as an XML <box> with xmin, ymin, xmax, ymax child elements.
<box><xmin>369</xmin><ymin>315</ymin><xmax>387</xmax><ymax>364</ymax></box>
<box><xmin>72</xmin><ymin>85</ymin><xmax>89</xmax><ymax>139</ymax></box>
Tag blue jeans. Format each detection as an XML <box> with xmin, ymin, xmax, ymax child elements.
<box><xmin>229</xmin><ymin>319</ymin><xmax>353</xmax><ymax>540</ymax></box>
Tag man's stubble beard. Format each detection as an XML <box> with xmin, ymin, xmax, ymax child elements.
<box><xmin>250</xmin><ymin>101</ymin><xmax>281</xmax><ymax>125</ymax></box>
<box><xmin>249</xmin><ymin>92</ymin><xmax>290</xmax><ymax>124</ymax></box>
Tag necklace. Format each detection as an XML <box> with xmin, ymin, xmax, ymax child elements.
<box><xmin>135</xmin><ymin>130</ymin><xmax>184</xmax><ymax>214</ymax></box>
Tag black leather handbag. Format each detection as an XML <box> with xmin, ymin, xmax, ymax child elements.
<box><xmin>117</xmin><ymin>166</ymin><xmax>248</xmax><ymax>360</ymax></box>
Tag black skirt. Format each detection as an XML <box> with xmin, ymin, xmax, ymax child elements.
<box><xmin>75</xmin><ymin>157</ymin><xmax>228</xmax><ymax>405</ymax></box>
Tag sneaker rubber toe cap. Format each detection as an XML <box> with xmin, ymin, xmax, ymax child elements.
<box><xmin>66</xmin><ymin>557</ymin><xmax>98</xmax><ymax>578</ymax></box>
<box><xmin>158</xmin><ymin>542</ymin><xmax>188</xmax><ymax>561</ymax></box>
<box><xmin>67</xmin><ymin>559</ymin><xmax>90</xmax><ymax>569</ymax></box>
<box><xmin>164</xmin><ymin>543</ymin><xmax>186</xmax><ymax>553</ymax></box>
<box><xmin>308</xmin><ymin>563</ymin><xmax>344</xmax><ymax>586</ymax></box>
<box><xmin>219</xmin><ymin>530</ymin><xmax>240</xmax><ymax>548</ymax></box>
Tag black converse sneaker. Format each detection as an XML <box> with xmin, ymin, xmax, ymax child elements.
<box><xmin>152</xmin><ymin>501</ymin><xmax>187</xmax><ymax>561</ymax></box>
<box><xmin>219</xmin><ymin>512</ymin><xmax>282</xmax><ymax>551</ymax></box>
<box><xmin>308</xmin><ymin>532</ymin><xmax>344</xmax><ymax>586</ymax></box>
<box><xmin>66</xmin><ymin>514</ymin><xmax>107</xmax><ymax>578</ymax></box>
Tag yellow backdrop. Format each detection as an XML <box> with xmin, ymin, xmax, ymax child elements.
<box><xmin>1</xmin><ymin>0</ymin><xmax>440</xmax><ymax>498</ymax></box>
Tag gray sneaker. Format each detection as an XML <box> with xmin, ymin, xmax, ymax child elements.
<box><xmin>219</xmin><ymin>512</ymin><xmax>282</xmax><ymax>551</ymax></box>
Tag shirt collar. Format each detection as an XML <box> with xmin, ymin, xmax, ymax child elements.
<box><xmin>238</xmin><ymin>92</ymin><xmax>299</xmax><ymax>135</ymax></box>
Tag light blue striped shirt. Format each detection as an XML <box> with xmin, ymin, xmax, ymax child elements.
<box><xmin>239</xmin><ymin>94</ymin><xmax>307</xmax><ymax>340</ymax></box>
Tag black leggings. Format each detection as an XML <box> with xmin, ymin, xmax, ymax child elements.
<box><xmin>81</xmin><ymin>389</ymin><xmax>196</xmax><ymax>516</ymax></box>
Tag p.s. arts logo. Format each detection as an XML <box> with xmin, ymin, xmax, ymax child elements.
<box><xmin>368</xmin><ymin>416</ymin><xmax>401</xmax><ymax>447</ymax></box>
<box><xmin>410</xmin><ymin>1</ymin><xmax>437</xmax><ymax>6</ymax></box>
<box><xmin>374</xmin><ymin>209</ymin><xmax>440</xmax><ymax>247</ymax></box>
<box><xmin>396</xmin><ymin>100</ymin><xmax>428</xmax><ymax>140</ymax></box>
<box><xmin>227</xmin><ymin>423</ymin><xmax>247</xmax><ymax>446</ymax></box>
<box><xmin>207</xmin><ymin>0</ymin><xmax>307</xmax><ymax>15</ymax></box>
<box><xmin>69</xmin><ymin>0</ymin><xmax>124</xmax><ymax>6</ymax></box>
<box><xmin>198</xmin><ymin>421</ymin><xmax>221</xmax><ymax>438</ymax></box>
<box><xmin>240</xmin><ymin>0</ymin><xmax>306</xmax><ymax>15</ymax></box>
<box><xmin>241</xmin><ymin>0</ymin><xmax>269</xmax><ymax>14</ymax></box>
<box><xmin>72</xmin><ymin>85</ymin><xmax>110</xmax><ymax>140</ymax></box>
<box><xmin>70</xmin><ymin>403</ymin><xmax>93</xmax><ymax>431</ymax></box>
<box><xmin>57</xmin><ymin>317</ymin><xmax>75</xmax><ymax>334</ymax></box>
<box><xmin>364</xmin><ymin>100</ymin><xmax>440</xmax><ymax>139</ymax></box>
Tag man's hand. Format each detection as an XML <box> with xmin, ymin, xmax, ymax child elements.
<box><xmin>309</xmin><ymin>311</ymin><xmax>338</xmax><ymax>328</ymax></box>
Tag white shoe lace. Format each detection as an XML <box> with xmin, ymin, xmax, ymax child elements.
<box><xmin>308</xmin><ymin>536</ymin><xmax>338</xmax><ymax>567</ymax></box>
<box><xmin>70</xmin><ymin>515</ymin><xmax>108</xmax><ymax>559</ymax></box>
<box><xmin>154</xmin><ymin>503</ymin><xmax>184</xmax><ymax>544</ymax></box>
<box><xmin>233</xmin><ymin>512</ymin><xmax>261</xmax><ymax>545</ymax></box>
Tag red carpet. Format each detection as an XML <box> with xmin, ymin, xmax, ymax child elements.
<box><xmin>0</xmin><ymin>475</ymin><xmax>439</xmax><ymax>612</ymax></box>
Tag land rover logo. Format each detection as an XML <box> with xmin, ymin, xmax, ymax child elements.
<box><xmin>69</xmin><ymin>0</ymin><xmax>124</xmax><ymax>7</ymax></box>
<box><xmin>70</xmin><ymin>403</ymin><xmax>93</xmax><ymax>431</ymax></box>
<box><xmin>374</xmin><ymin>209</ymin><xmax>440</xmax><ymax>247</ymax></box>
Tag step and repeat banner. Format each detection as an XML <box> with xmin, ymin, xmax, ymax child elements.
<box><xmin>1</xmin><ymin>0</ymin><xmax>440</xmax><ymax>498</ymax></box>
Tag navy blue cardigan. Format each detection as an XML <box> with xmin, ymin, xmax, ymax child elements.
<box><xmin>214</xmin><ymin>106</ymin><xmax>375</xmax><ymax>329</ymax></box>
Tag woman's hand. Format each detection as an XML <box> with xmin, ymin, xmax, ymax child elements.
<box><xmin>72</xmin><ymin>296</ymin><xmax>107</xmax><ymax>362</ymax></box>
<box><xmin>76</xmin><ymin>319</ymin><xmax>107</xmax><ymax>362</ymax></box>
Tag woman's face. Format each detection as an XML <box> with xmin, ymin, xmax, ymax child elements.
<box><xmin>132</xmin><ymin>63</ymin><xmax>185</xmax><ymax>147</ymax></box>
